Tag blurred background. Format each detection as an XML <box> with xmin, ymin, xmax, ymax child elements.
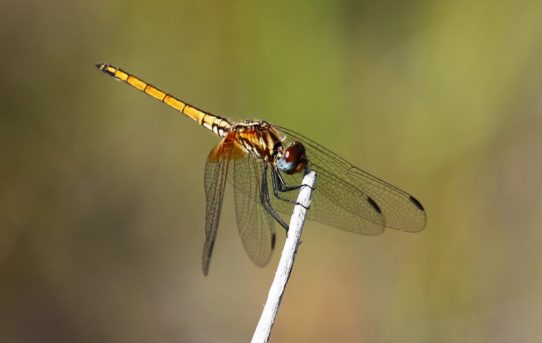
<box><xmin>1</xmin><ymin>0</ymin><xmax>542</xmax><ymax>342</ymax></box>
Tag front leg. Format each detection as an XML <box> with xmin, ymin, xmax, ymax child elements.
<box><xmin>260</xmin><ymin>163</ymin><xmax>289</xmax><ymax>231</ymax></box>
<box><xmin>271</xmin><ymin>167</ymin><xmax>311</xmax><ymax>210</ymax></box>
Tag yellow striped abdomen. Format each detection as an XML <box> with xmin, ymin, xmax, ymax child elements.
<box><xmin>96</xmin><ymin>63</ymin><xmax>231</xmax><ymax>137</ymax></box>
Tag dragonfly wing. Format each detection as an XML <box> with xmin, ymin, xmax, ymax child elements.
<box><xmin>202</xmin><ymin>138</ymin><xmax>234</xmax><ymax>276</ymax></box>
<box><xmin>274</xmin><ymin>126</ymin><xmax>427</xmax><ymax>234</ymax></box>
<box><xmin>270</xmin><ymin>165</ymin><xmax>386</xmax><ymax>235</ymax></box>
<box><xmin>230</xmin><ymin>156</ymin><xmax>276</xmax><ymax>267</ymax></box>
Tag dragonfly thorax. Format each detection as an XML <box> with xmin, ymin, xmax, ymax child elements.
<box><xmin>232</xmin><ymin>121</ymin><xmax>280</xmax><ymax>161</ymax></box>
<box><xmin>232</xmin><ymin>121</ymin><xmax>308</xmax><ymax>174</ymax></box>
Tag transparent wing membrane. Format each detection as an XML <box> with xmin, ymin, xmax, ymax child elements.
<box><xmin>205</xmin><ymin>138</ymin><xmax>277</xmax><ymax>273</ymax></box>
<box><xmin>202</xmin><ymin>139</ymin><xmax>233</xmax><ymax>276</ymax></box>
<box><xmin>231</xmin><ymin>156</ymin><xmax>276</xmax><ymax>267</ymax></box>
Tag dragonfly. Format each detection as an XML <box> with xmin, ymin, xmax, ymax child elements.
<box><xmin>96</xmin><ymin>63</ymin><xmax>427</xmax><ymax>275</ymax></box>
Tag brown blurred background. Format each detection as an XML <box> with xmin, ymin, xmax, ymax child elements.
<box><xmin>1</xmin><ymin>0</ymin><xmax>542</xmax><ymax>342</ymax></box>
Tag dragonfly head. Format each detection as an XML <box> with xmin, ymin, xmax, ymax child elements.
<box><xmin>276</xmin><ymin>142</ymin><xmax>307</xmax><ymax>175</ymax></box>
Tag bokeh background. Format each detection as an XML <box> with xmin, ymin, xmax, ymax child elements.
<box><xmin>2</xmin><ymin>0</ymin><xmax>542</xmax><ymax>342</ymax></box>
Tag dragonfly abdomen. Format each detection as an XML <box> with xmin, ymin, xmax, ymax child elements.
<box><xmin>96</xmin><ymin>63</ymin><xmax>232</xmax><ymax>137</ymax></box>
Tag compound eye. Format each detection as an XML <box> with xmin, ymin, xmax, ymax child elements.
<box><xmin>277</xmin><ymin>142</ymin><xmax>307</xmax><ymax>174</ymax></box>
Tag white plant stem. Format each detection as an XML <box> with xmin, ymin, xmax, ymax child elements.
<box><xmin>251</xmin><ymin>171</ymin><xmax>317</xmax><ymax>343</ymax></box>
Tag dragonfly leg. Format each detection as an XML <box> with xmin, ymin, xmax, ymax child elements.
<box><xmin>261</xmin><ymin>163</ymin><xmax>289</xmax><ymax>231</ymax></box>
<box><xmin>274</xmin><ymin>166</ymin><xmax>315</xmax><ymax>191</ymax></box>
<box><xmin>271</xmin><ymin>168</ymin><xmax>310</xmax><ymax>210</ymax></box>
<box><xmin>274</xmin><ymin>170</ymin><xmax>300</xmax><ymax>191</ymax></box>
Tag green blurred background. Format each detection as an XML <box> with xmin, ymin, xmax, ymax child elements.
<box><xmin>2</xmin><ymin>0</ymin><xmax>542</xmax><ymax>342</ymax></box>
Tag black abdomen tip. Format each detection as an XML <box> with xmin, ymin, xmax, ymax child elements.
<box><xmin>95</xmin><ymin>63</ymin><xmax>117</xmax><ymax>77</ymax></box>
<box><xmin>409</xmin><ymin>195</ymin><xmax>424</xmax><ymax>211</ymax></box>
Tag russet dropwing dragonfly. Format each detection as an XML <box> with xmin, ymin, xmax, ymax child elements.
<box><xmin>96</xmin><ymin>63</ymin><xmax>427</xmax><ymax>275</ymax></box>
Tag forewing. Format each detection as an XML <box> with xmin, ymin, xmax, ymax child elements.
<box><xmin>274</xmin><ymin>126</ymin><xmax>427</xmax><ymax>233</ymax></box>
